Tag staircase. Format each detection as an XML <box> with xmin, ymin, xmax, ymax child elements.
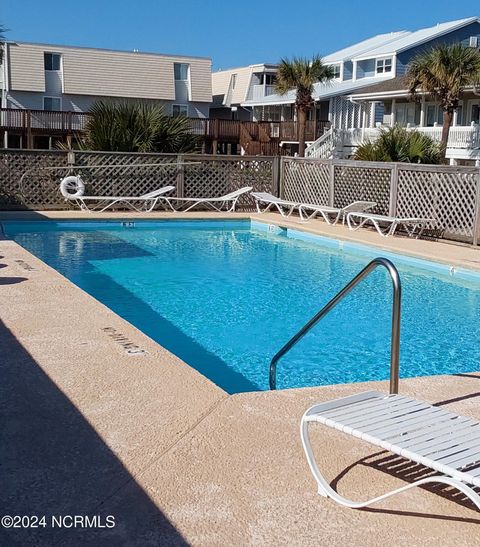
<box><xmin>305</xmin><ymin>128</ymin><xmax>342</xmax><ymax>159</ymax></box>
<box><xmin>239</xmin><ymin>122</ymin><xmax>282</xmax><ymax>156</ymax></box>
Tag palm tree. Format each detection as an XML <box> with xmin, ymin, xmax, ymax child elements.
<box><xmin>81</xmin><ymin>100</ymin><xmax>200</xmax><ymax>153</ymax></box>
<box><xmin>406</xmin><ymin>43</ymin><xmax>480</xmax><ymax>158</ymax></box>
<box><xmin>275</xmin><ymin>56</ymin><xmax>334</xmax><ymax>157</ymax></box>
<box><xmin>354</xmin><ymin>125</ymin><xmax>442</xmax><ymax>164</ymax></box>
<box><xmin>0</xmin><ymin>24</ymin><xmax>7</xmax><ymax>63</ymax></box>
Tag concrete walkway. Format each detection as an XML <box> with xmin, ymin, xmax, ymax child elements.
<box><xmin>1</xmin><ymin>212</ymin><xmax>480</xmax><ymax>546</ymax></box>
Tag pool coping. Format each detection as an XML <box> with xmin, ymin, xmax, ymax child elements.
<box><xmin>1</xmin><ymin>210</ymin><xmax>480</xmax><ymax>543</ymax></box>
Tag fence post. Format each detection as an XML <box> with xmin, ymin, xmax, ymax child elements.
<box><xmin>272</xmin><ymin>156</ymin><xmax>281</xmax><ymax>196</ymax></box>
<box><xmin>389</xmin><ymin>163</ymin><xmax>399</xmax><ymax>217</ymax></box>
<box><xmin>176</xmin><ymin>154</ymin><xmax>185</xmax><ymax>199</ymax></box>
<box><xmin>329</xmin><ymin>161</ymin><xmax>335</xmax><ymax>206</ymax></box>
<box><xmin>279</xmin><ymin>157</ymin><xmax>286</xmax><ymax>199</ymax></box>
<box><xmin>473</xmin><ymin>168</ymin><xmax>480</xmax><ymax>246</ymax></box>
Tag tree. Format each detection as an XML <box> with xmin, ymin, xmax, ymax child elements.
<box><xmin>354</xmin><ymin>125</ymin><xmax>442</xmax><ymax>164</ymax></box>
<box><xmin>0</xmin><ymin>24</ymin><xmax>7</xmax><ymax>63</ymax></box>
<box><xmin>406</xmin><ymin>43</ymin><xmax>480</xmax><ymax>158</ymax></box>
<box><xmin>81</xmin><ymin>100</ymin><xmax>200</xmax><ymax>153</ymax></box>
<box><xmin>275</xmin><ymin>56</ymin><xmax>334</xmax><ymax>157</ymax></box>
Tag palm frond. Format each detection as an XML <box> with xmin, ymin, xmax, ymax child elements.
<box><xmin>354</xmin><ymin>125</ymin><xmax>442</xmax><ymax>164</ymax></box>
<box><xmin>81</xmin><ymin>100</ymin><xmax>199</xmax><ymax>153</ymax></box>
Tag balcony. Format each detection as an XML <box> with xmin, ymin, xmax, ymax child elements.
<box><xmin>247</xmin><ymin>84</ymin><xmax>277</xmax><ymax>101</ymax></box>
<box><xmin>0</xmin><ymin>108</ymin><xmax>90</xmax><ymax>133</ymax></box>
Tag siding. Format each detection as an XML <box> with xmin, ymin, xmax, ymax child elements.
<box><xmin>212</xmin><ymin>66</ymin><xmax>253</xmax><ymax>105</ymax></box>
<box><xmin>8</xmin><ymin>44</ymin><xmax>45</xmax><ymax>92</ymax></box>
<box><xmin>7</xmin><ymin>91</ymin><xmax>210</xmax><ymax>118</ymax></box>
<box><xmin>397</xmin><ymin>21</ymin><xmax>480</xmax><ymax>73</ymax></box>
<box><xmin>8</xmin><ymin>43</ymin><xmax>211</xmax><ymax>102</ymax></box>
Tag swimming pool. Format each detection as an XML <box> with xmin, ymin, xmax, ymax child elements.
<box><xmin>4</xmin><ymin>219</ymin><xmax>480</xmax><ymax>393</ymax></box>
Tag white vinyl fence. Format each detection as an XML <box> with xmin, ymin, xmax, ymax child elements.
<box><xmin>281</xmin><ymin>157</ymin><xmax>480</xmax><ymax>244</ymax></box>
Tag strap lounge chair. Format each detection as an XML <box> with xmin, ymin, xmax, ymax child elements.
<box><xmin>251</xmin><ymin>192</ymin><xmax>300</xmax><ymax>217</ymax></box>
<box><xmin>299</xmin><ymin>201</ymin><xmax>377</xmax><ymax>224</ymax></box>
<box><xmin>301</xmin><ymin>390</ymin><xmax>480</xmax><ymax>510</ymax></box>
<box><xmin>60</xmin><ymin>176</ymin><xmax>175</xmax><ymax>213</ymax></box>
<box><xmin>347</xmin><ymin>212</ymin><xmax>435</xmax><ymax>237</ymax></box>
<box><xmin>160</xmin><ymin>186</ymin><xmax>253</xmax><ymax>213</ymax></box>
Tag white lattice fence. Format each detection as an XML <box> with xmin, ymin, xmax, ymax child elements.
<box><xmin>280</xmin><ymin>157</ymin><xmax>480</xmax><ymax>243</ymax></box>
<box><xmin>182</xmin><ymin>155</ymin><xmax>274</xmax><ymax>210</ymax></box>
<box><xmin>0</xmin><ymin>150</ymin><xmax>69</xmax><ymax>209</ymax></box>
<box><xmin>73</xmin><ymin>151</ymin><xmax>179</xmax><ymax>200</ymax></box>
<box><xmin>396</xmin><ymin>166</ymin><xmax>478</xmax><ymax>239</ymax></box>
<box><xmin>0</xmin><ymin>150</ymin><xmax>275</xmax><ymax>210</ymax></box>
<box><xmin>333</xmin><ymin>163</ymin><xmax>392</xmax><ymax>214</ymax></box>
<box><xmin>282</xmin><ymin>158</ymin><xmax>330</xmax><ymax>205</ymax></box>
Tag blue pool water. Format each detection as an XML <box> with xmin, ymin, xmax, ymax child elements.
<box><xmin>4</xmin><ymin>219</ymin><xmax>480</xmax><ymax>393</ymax></box>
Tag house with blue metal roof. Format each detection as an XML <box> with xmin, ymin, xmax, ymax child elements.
<box><xmin>241</xmin><ymin>17</ymin><xmax>480</xmax><ymax>161</ymax></box>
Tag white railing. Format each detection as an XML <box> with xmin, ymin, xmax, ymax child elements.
<box><xmin>247</xmin><ymin>84</ymin><xmax>277</xmax><ymax>101</ymax></box>
<box><xmin>305</xmin><ymin>128</ymin><xmax>339</xmax><ymax>159</ymax></box>
<box><xmin>340</xmin><ymin>125</ymin><xmax>480</xmax><ymax>150</ymax></box>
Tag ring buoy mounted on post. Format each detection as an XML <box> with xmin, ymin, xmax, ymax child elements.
<box><xmin>60</xmin><ymin>175</ymin><xmax>85</xmax><ymax>199</ymax></box>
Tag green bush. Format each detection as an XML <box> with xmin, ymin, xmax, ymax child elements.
<box><xmin>354</xmin><ymin>125</ymin><xmax>443</xmax><ymax>164</ymax></box>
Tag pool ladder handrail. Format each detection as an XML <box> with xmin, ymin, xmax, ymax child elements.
<box><xmin>269</xmin><ymin>257</ymin><xmax>401</xmax><ymax>393</ymax></box>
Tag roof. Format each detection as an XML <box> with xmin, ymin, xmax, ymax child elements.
<box><xmin>242</xmin><ymin>75</ymin><xmax>394</xmax><ymax>106</ymax></box>
<box><xmin>6</xmin><ymin>40</ymin><xmax>211</xmax><ymax>61</ymax></box>
<box><xmin>323</xmin><ymin>31</ymin><xmax>409</xmax><ymax>63</ymax></box>
<box><xmin>348</xmin><ymin>76</ymin><xmax>408</xmax><ymax>96</ymax></box>
<box><xmin>213</xmin><ymin>63</ymin><xmax>278</xmax><ymax>73</ymax></box>
<box><xmin>354</xmin><ymin>17</ymin><xmax>480</xmax><ymax>59</ymax></box>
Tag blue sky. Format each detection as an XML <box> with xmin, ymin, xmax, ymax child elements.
<box><xmin>2</xmin><ymin>1</ymin><xmax>478</xmax><ymax>70</ymax></box>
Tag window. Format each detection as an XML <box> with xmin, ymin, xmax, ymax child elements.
<box><xmin>376</xmin><ymin>58</ymin><xmax>392</xmax><ymax>74</ymax></box>
<box><xmin>331</xmin><ymin>64</ymin><xmax>341</xmax><ymax>79</ymax></box>
<box><xmin>472</xmin><ymin>104</ymin><xmax>480</xmax><ymax>124</ymax></box>
<box><xmin>264</xmin><ymin>73</ymin><xmax>276</xmax><ymax>86</ymax></box>
<box><xmin>425</xmin><ymin>104</ymin><xmax>443</xmax><ymax>126</ymax></box>
<box><xmin>43</xmin><ymin>97</ymin><xmax>61</xmax><ymax>111</ymax></box>
<box><xmin>44</xmin><ymin>53</ymin><xmax>61</xmax><ymax>71</ymax></box>
<box><xmin>230</xmin><ymin>74</ymin><xmax>237</xmax><ymax>89</ymax></box>
<box><xmin>174</xmin><ymin>63</ymin><xmax>189</xmax><ymax>81</ymax></box>
<box><xmin>172</xmin><ymin>104</ymin><xmax>188</xmax><ymax>117</ymax></box>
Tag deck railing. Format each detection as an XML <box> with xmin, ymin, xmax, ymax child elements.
<box><xmin>0</xmin><ymin>108</ymin><xmax>330</xmax><ymax>144</ymax></box>
<box><xmin>340</xmin><ymin>125</ymin><xmax>480</xmax><ymax>150</ymax></box>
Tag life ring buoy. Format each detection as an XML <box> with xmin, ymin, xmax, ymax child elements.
<box><xmin>60</xmin><ymin>175</ymin><xmax>85</xmax><ymax>199</ymax></box>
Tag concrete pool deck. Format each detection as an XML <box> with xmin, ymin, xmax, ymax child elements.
<box><xmin>1</xmin><ymin>211</ymin><xmax>480</xmax><ymax>545</ymax></box>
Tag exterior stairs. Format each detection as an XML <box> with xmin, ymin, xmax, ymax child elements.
<box><xmin>305</xmin><ymin>128</ymin><xmax>343</xmax><ymax>159</ymax></box>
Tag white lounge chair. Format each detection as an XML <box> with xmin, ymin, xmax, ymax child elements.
<box><xmin>347</xmin><ymin>212</ymin><xmax>435</xmax><ymax>237</ymax></box>
<box><xmin>301</xmin><ymin>390</ymin><xmax>480</xmax><ymax>510</ymax></box>
<box><xmin>60</xmin><ymin>175</ymin><xmax>175</xmax><ymax>213</ymax></box>
<box><xmin>160</xmin><ymin>186</ymin><xmax>253</xmax><ymax>213</ymax></box>
<box><xmin>251</xmin><ymin>192</ymin><xmax>300</xmax><ymax>217</ymax></box>
<box><xmin>299</xmin><ymin>201</ymin><xmax>377</xmax><ymax>224</ymax></box>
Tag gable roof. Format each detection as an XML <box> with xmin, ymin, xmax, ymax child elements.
<box><xmin>323</xmin><ymin>31</ymin><xmax>409</xmax><ymax>63</ymax></box>
<box><xmin>354</xmin><ymin>17</ymin><xmax>480</xmax><ymax>59</ymax></box>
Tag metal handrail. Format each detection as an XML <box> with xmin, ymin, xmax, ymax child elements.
<box><xmin>269</xmin><ymin>257</ymin><xmax>401</xmax><ymax>393</ymax></box>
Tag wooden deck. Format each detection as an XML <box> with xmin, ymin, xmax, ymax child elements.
<box><xmin>0</xmin><ymin>108</ymin><xmax>330</xmax><ymax>154</ymax></box>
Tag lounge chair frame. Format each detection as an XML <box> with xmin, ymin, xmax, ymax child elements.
<box><xmin>69</xmin><ymin>187</ymin><xmax>175</xmax><ymax>213</ymax></box>
<box><xmin>301</xmin><ymin>391</ymin><xmax>480</xmax><ymax>510</ymax></box>
<box><xmin>160</xmin><ymin>187</ymin><xmax>253</xmax><ymax>213</ymax></box>
<box><xmin>347</xmin><ymin>212</ymin><xmax>435</xmax><ymax>237</ymax></box>
<box><xmin>251</xmin><ymin>192</ymin><xmax>300</xmax><ymax>217</ymax></box>
<box><xmin>299</xmin><ymin>201</ymin><xmax>377</xmax><ymax>224</ymax></box>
